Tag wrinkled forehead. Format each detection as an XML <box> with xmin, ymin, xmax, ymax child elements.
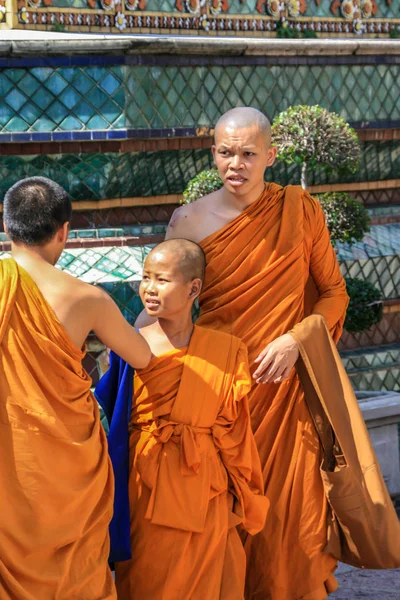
<box><xmin>214</xmin><ymin>122</ymin><xmax>270</xmax><ymax>147</ymax></box>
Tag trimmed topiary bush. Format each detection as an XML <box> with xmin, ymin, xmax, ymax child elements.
<box><xmin>272</xmin><ymin>105</ymin><xmax>361</xmax><ymax>189</ymax></box>
<box><xmin>182</xmin><ymin>169</ymin><xmax>223</xmax><ymax>204</ymax></box>
<box><xmin>317</xmin><ymin>192</ymin><xmax>371</xmax><ymax>247</ymax></box>
<box><xmin>344</xmin><ymin>277</ymin><xmax>383</xmax><ymax>333</ymax></box>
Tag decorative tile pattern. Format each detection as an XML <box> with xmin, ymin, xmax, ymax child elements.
<box><xmin>14</xmin><ymin>0</ymin><xmax>400</xmax><ymax>36</ymax></box>
<box><xmin>0</xmin><ymin>141</ymin><xmax>399</xmax><ymax>203</ymax></box>
<box><xmin>56</xmin><ymin>245</ymin><xmax>151</xmax><ymax>283</ymax></box>
<box><xmin>342</xmin><ymin>344</ymin><xmax>400</xmax><ymax>391</ymax></box>
<box><xmin>0</xmin><ymin>60</ymin><xmax>399</xmax><ymax>135</ymax></box>
<box><xmin>0</xmin><ymin>66</ymin><xmax>125</xmax><ymax>133</ymax></box>
<box><xmin>124</xmin><ymin>62</ymin><xmax>400</xmax><ymax>129</ymax></box>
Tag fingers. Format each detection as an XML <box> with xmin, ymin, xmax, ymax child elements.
<box><xmin>254</xmin><ymin>345</ymin><xmax>271</xmax><ymax>364</ymax></box>
<box><xmin>273</xmin><ymin>364</ymin><xmax>294</xmax><ymax>384</ymax></box>
<box><xmin>253</xmin><ymin>352</ymin><xmax>274</xmax><ymax>380</ymax></box>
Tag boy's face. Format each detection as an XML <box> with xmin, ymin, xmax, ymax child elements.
<box><xmin>140</xmin><ymin>250</ymin><xmax>200</xmax><ymax>318</ymax></box>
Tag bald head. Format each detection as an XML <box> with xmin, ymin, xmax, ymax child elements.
<box><xmin>146</xmin><ymin>239</ymin><xmax>206</xmax><ymax>282</ymax></box>
<box><xmin>215</xmin><ymin>107</ymin><xmax>272</xmax><ymax>147</ymax></box>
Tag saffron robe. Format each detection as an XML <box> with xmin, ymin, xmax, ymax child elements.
<box><xmin>115</xmin><ymin>325</ymin><xmax>269</xmax><ymax>600</ymax></box>
<box><xmin>197</xmin><ymin>184</ymin><xmax>349</xmax><ymax>600</ymax></box>
<box><xmin>0</xmin><ymin>258</ymin><xmax>116</xmax><ymax>600</ymax></box>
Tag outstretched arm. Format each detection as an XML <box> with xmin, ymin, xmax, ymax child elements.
<box><xmin>92</xmin><ymin>288</ymin><xmax>152</xmax><ymax>369</ymax></box>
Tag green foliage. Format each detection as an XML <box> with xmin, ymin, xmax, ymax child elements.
<box><xmin>276</xmin><ymin>23</ymin><xmax>300</xmax><ymax>38</ymax></box>
<box><xmin>51</xmin><ymin>21</ymin><xmax>66</xmax><ymax>32</ymax></box>
<box><xmin>182</xmin><ymin>169</ymin><xmax>222</xmax><ymax>204</ymax></box>
<box><xmin>344</xmin><ymin>278</ymin><xmax>383</xmax><ymax>333</ymax></box>
<box><xmin>318</xmin><ymin>192</ymin><xmax>371</xmax><ymax>246</ymax></box>
<box><xmin>302</xmin><ymin>28</ymin><xmax>318</xmax><ymax>38</ymax></box>
<box><xmin>271</xmin><ymin>105</ymin><xmax>360</xmax><ymax>176</ymax></box>
<box><xmin>389</xmin><ymin>27</ymin><xmax>399</xmax><ymax>39</ymax></box>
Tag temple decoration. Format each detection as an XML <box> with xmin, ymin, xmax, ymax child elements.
<box><xmin>10</xmin><ymin>0</ymin><xmax>399</xmax><ymax>36</ymax></box>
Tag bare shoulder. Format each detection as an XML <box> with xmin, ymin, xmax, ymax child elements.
<box><xmin>166</xmin><ymin>189</ymin><xmax>222</xmax><ymax>243</ymax></box>
<box><xmin>166</xmin><ymin>202</ymin><xmax>200</xmax><ymax>241</ymax></box>
<box><xmin>51</xmin><ymin>267</ymin><xmax>108</xmax><ymax>309</ymax></box>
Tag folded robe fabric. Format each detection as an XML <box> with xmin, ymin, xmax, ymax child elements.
<box><xmin>115</xmin><ymin>325</ymin><xmax>269</xmax><ymax>600</ymax></box>
<box><xmin>197</xmin><ymin>184</ymin><xmax>349</xmax><ymax>600</ymax></box>
<box><xmin>290</xmin><ymin>314</ymin><xmax>400</xmax><ymax>570</ymax></box>
<box><xmin>0</xmin><ymin>258</ymin><xmax>116</xmax><ymax>600</ymax></box>
<box><xmin>95</xmin><ymin>351</ymin><xmax>134</xmax><ymax>562</ymax></box>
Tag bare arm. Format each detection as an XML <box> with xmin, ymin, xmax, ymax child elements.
<box><xmin>92</xmin><ymin>289</ymin><xmax>152</xmax><ymax>369</ymax></box>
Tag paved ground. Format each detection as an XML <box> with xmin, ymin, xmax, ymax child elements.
<box><xmin>332</xmin><ymin>563</ymin><xmax>400</xmax><ymax>599</ymax></box>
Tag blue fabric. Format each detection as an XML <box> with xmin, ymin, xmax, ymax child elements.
<box><xmin>95</xmin><ymin>351</ymin><xmax>133</xmax><ymax>562</ymax></box>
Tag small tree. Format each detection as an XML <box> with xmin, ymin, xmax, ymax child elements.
<box><xmin>344</xmin><ymin>278</ymin><xmax>383</xmax><ymax>333</ymax></box>
<box><xmin>272</xmin><ymin>105</ymin><xmax>361</xmax><ymax>189</ymax></box>
<box><xmin>317</xmin><ymin>192</ymin><xmax>370</xmax><ymax>247</ymax></box>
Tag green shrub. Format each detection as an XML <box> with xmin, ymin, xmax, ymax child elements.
<box><xmin>182</xmin><ymin>169</ymin><xmax>223</xmax><ymax>204</ymax></box>
<box><xmin>344</xmin><ymin>278</ymin><xmax>383</xmax><ymax>333</ymax></box>
<box><xmin>318</xmin><ymin>192</ymin><xmax>371</xmax><ymax>246</ymax></box>
<box><xmin>272</xmin><ymin>105</ymin><xmax>360</xmax><ymax>189</ymax></box>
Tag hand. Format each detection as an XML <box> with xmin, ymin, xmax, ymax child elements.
<box><xmin>253</xmin><ymin>334</ymin><xmax>299</xmax><ymax>384</ymax></box>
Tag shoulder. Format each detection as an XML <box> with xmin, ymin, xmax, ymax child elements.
<box><xmin>166</xmin><ymin>190</ymin><xmax>222</xmax><ymax>243</ymax></box>
<box><xmin>59</xmin><ymin>271</ymin><xmax>110</xmax><ymax>307</ymax></box>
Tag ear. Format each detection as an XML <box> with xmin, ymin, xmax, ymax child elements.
<box><xmin>188</xmin><ymin>278</ymin><xmax>202</xmax><ymax>300</ymax></box>
<box><xmin>211</xmin><ymin>145</ymin><xmax>217</xmax><ymax>164</ymax></box>
<box><xmin>58</xmin><ymin>221</ymin><xmax>70</xmax><ymax>244</ymax></box>
<box><xmin>265</xmin><ymin>146</ymin><xmax>277</xmax><ymax>168</ymax></box>
<box><xmin>3</xmin><ymin>223</ymin><xmax>9</xmax><ymax>238</ymax></box>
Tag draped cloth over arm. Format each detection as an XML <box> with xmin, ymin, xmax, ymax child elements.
<box><xmin>197</xmin><ymin>184</ymin><xmax>349</xmax><ymax>600</ymax></box>
<box><xmin>290</xmin><ymin>314</ymin><xmax>400</xmax><ymax>570</ymax></box>
<box><xmin>0</xmin><ymin>258</ymin><xmax>116</xmax><ymax>600</ymax></box>
<box><xmin>115</xmin><ymin>325</ymin><xmax>268</xmax><ymax>600</ymax></box>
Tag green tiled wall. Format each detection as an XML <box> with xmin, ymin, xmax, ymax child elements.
<box><xmin>0</xmin><ymin>141</ymin><xmax>398</xmax><ymax>202</ymax></box>
<box><xmin>125</xmin><ymin>63</ymin><xmax>400</xmax><ymax>128</ymax></box>
<box><xmin>0</xmin><ymin>66</ymin><xmax>125</xmax><ymax>132</ymax></box>
<box><xmin>1</xmin><ymin>62</ymin><xmax>399</xmax><ymax>133</ymax></box>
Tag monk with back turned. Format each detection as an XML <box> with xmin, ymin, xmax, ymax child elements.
<box><xmin>0</xmin><ymin>177</ymin><xmax>151</xmax><ymax>600</ymax></box>
<box><xmin>161</xmin><ymin>108</ymin><xmax>350</xmax><ymax>599</ymax></box>
<box><xmin>97</xmin><ymin>238</ymin><xmax>268</xmax><ymax>599</ymax></box>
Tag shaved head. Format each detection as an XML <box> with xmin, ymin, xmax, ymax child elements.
<box><xmin>215</xmin><ymin>107</ymin><xmax>272</xmax><ymax>147</ymax></box>
<box><xmin>146</xmin><ymin>239</ymin><xmax>206</xmax><ymax>282</ymax></box>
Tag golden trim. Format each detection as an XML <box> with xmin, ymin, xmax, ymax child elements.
<box><xmin>308</xmin><ymin>180</ymin><xmax>400</xmax><ymax>193</ymax></box>
<box><xmin>71</xmin><ymin>194</ymin><xmax>182</xmax><ymax>211</ymax></box>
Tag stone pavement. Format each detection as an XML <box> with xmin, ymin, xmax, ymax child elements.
<box><xmin>332</xmin><ymin>563</ymin><xmax>400</xmax><ymax>599</ymax></box>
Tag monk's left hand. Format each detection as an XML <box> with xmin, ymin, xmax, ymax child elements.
<box><xmin>253</xmin><ymin>334</ymin><xmax>299</xmax><ymax>384</ymax></box>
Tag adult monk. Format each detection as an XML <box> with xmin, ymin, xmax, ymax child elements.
<box><xmin>0</xmin><ymin>177</ymin><xmax>151</xmax><ymax>600</ymax></box>
<box><xmin>164</xmin><ymin>108</ymin><xmax>349</xmax><ymax>599</ymax></box>
<box><xmin>97</xmin><ymin>239</ymin><xmax>269</xmax><ymax>600</ymax></box>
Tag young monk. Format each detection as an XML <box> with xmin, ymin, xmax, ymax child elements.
<box><xmin>0</xmin><ymin>177</ymin><xmax>151</xmax><ymax>600</ymax></box>
<box><xmin>96</xmin><ymin>239</ymin><xmax>269</xmax><ymax>600</ymax></box>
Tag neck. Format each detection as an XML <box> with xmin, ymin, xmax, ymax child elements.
<box><xmin>157</xmin><ymin>312</ymin><xmax>194</xmax><ymax>348</ymax></box>
<box><xmin>221</xmin><ymin>180</ymin><xmax>266</xmax><ymax>211</ymax></box>
<box><xmin>12</xmin><ymin>243</ymin><xmax>56</xmax><ymax>268</ymax></box>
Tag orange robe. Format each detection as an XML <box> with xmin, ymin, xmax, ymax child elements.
<box><xmin>116</xmin><ymin>325</ymin><xmax>268</xmax><ymax>600</ymax></box>
<box><xmin>197</xmin><ymin>184</ymin><xmax>349</xmax><ymax>600</ymax></box>
<box><xmin>0</xmin><ymin>258</ymin><xmax>116</xmax><ymax>600</ymax></box>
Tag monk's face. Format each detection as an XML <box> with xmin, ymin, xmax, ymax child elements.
<box><xmin>212</xmin><ymin>125</ymin><xmax>276</xmax><ymax>197</ymax></box>
<box><xmin>140</xmin><ymin>251</ymin><xmax>201</xmax><ymax>318</ymax></box>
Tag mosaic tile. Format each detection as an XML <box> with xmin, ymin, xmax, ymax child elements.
<box><xmin>0</xmin><ymin>66</ymin><xmax>125</xmax><ymax>133</ymax></box>
<box><xmin>0</xmin><ymin>61</ymin><xmax>399</xmax><ymax>134</ymax></box>
<box><xmin>124</xmin><ymin>63</ymin><xmax>400</xmax><ymax>129</ymax></box>
<box><xmin>0</xmin><ymin>141</ymin><xmax>399</xmax><ymax>202</ymax></box>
